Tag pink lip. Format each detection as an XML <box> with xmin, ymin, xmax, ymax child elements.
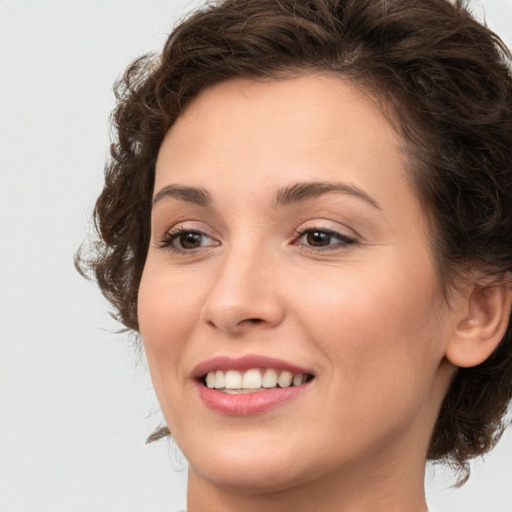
<box><xmin>192</xmin><ymin>354</ymin><xmax>314</xmax><ymax>416</ymax></box>
<box><xmin>197</xmin><ymin>383</ymin><xmax>311</xmax><ymax>415</ymax></box>
<box><xmin>192</xmin><ymin>354</ymin><xmax>312</xmax><ymax>378</ymax></box>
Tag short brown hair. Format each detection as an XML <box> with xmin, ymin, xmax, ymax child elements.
<box><xmin>77</xmin><ymin>0</ymin><xmax>512</xmax><ymax>479</ymax></box>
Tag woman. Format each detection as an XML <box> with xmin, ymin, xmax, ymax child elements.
<box><xmin>78</xmin><ymin>0</ymin><xmax>512</xmax><ymax>510</ymax></box>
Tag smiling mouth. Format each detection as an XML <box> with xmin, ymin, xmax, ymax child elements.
<box><xmin>202</xmin><ymin>368</ymin><xmax>315</xmax><ymax>394</ymax></box>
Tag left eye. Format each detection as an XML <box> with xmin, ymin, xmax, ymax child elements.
<box><xmin>295</xmin><ymin>229</ymin><xmax>356</xmax><ymax>248</ymax></box>
<box><xmin>161</xmin><ymin>230</ymin><xmax>217</xmax><ymax>251</ymax></box>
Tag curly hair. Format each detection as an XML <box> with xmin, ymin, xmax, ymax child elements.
<box><xmin>77</xmin><ymin>0</ymin><xmax>512</xmax><ymax>480</ymax></box>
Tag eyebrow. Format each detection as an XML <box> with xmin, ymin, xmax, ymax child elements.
<box><xmin>152</xmin><ymin>180</ymin><xmax>381</xmax><ymax>210</ymax></box>
<box><xmin>152</xmin><ymin>185</ymin><xmax>212</xmax><ymax>207</ymax></box>
<box><xmin>274</xmin><ymin>181</ymin><xmax>381</xmax><ymax>210</ymax></box>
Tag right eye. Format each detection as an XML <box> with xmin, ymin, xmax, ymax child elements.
<box><xmin>159</xmin><ymin>229</ymin><xmax>219</xmax><ymax>252</ymax></box>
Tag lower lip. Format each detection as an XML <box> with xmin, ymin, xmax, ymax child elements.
<box><xmin>196</xmin><ymin>382</ymin><xmax>311</xmax><ymax>415</ymax></box>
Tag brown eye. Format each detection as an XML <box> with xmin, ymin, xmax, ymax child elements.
<box><xmin>159</xmin><ymin>229</ymin><xmax>219</xmax><ymax>252</ymax></box>
<box><xmin>295</xmin><ymin>228</ymin><xmax>357</xmax><ymax>250</ymax></box>
<box><xmin>177</xmin><ymin>232</ymin><xmax>204</xmax><ymax>249</ymax></box>
<box><xmin>306</xmin><ymin>230</ymin><xmax>332</xmax><ymax>247</ymax></box>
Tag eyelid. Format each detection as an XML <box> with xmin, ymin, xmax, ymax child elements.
<box><xmin>156</xmin><ymin>219</ymin><xmax>216</xmax><ymax>239</ymax></box>
<box><xmin>293</xmin><ymin>219</ymin><xmax>357</xmax><ymax>238</ymax></box>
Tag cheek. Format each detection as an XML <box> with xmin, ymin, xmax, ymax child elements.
<box><xmin>293</xmin><ymin>258</ymin><xmax>445</xmax><ymax>399</ymax></box>
<box><xmin>137</xmin><ymin>266</ymin><xmax>203</xmax><ymax>382</ymax></box>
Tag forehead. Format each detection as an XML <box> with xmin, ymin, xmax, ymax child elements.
<box><xmin>161</xmin><ymin>74</ymin><xmax>395</xmax><ymax>147</ymax></box>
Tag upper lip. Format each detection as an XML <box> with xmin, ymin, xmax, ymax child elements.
<box><xmin>192</xmin><ymin>354</ymin><xmax>314</xmax><ymax>379</ymax></box>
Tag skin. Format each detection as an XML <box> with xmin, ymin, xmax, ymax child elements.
<box><xmin>137</xmin><ymin>74</ymin><xmax>507</xmax><ymax>511</ymax></box>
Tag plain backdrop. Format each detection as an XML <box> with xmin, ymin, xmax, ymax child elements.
<box><xmin>1</xmin><ymin>1</ymin><xmax>511</xmax><ymax>511</ymax></box>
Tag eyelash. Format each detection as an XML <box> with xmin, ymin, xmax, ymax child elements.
<box><xmin>158</xmin><ymin>226</ymin><xmax>357</xmax><ymax>254</ymax></box>
<box><xmin>158</xmin><ymin>228</ymin><xmax>217</xmax><ymax>253</ymax></box>
<box><xmin>292</xmin><ymin>227</ymin><xmax>357</xmax><ymax>250</ymax></box>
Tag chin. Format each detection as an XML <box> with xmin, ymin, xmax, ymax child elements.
<box><xmin>194</xmin><ymin>456</ymin><xmax>309</xmax><ymax>494</ymax></box>
<box><xmin>180</xmin><ymin>429</ymin><xmax>313</xmax><ymax>492</ymax></box>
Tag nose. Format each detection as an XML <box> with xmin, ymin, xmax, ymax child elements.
<box><xmin>199</xmin><ymin>245</ymin><xmax>285</xmax><ymax>335</ymax></box>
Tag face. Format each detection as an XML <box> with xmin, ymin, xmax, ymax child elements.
<box><xmin>138</xmin><ymin>74</ymin><xmax>457</xmax><ymax>495</ymax></box>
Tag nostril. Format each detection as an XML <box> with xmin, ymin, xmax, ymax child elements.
<box><xmin>206</xmin><ymin>317</ymin><xmax>263</xmax><ymax>329</ymax></box>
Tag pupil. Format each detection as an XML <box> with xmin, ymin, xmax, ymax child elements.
<box><xmin>307</xmin><ymin>231</ymin><xmax>330</xmax><ymax>246</ymax></box>
<box><xmin>181</xmin><ymin>232</ymin><xmax>202</xmax><ymax>248</ymax></box>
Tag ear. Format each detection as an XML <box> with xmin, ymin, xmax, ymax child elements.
<box><xmin>445</xmin><ymin>278</ymin><xmax>512</xmax><ymax>368</ymax></box>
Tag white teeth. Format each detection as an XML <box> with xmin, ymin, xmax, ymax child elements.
<box><xmin>262</xmin><ymin>368</ymin><xmax>278</xmax><ymax>388</ymax></box>
<box><xmin>204</xmin><ymin>368</ymin><xmax>310</xmax><ymax>391</ymax></box>
<box><xmin>214</xmin><ymin>370</ymin><xmax>225</xmax><ymax>389</ymax></box>
<box><xmin>242</xmin><ymin>368</ymin><xmax>262</xmax><ymax>389</ymax></box>
<box><xmin>206</xmin><ymin>372</ymin><xmax>215</xmax><ymax>388</ymax></box>
<box><xmin>278</xmin><ymin>370</ymin><xmax>293</xmax><ymax>388</ymax></box>
<box><xmin>224</xmin><ymin>370</ymin><xmax>242</xmax><ymax>389</ymax></box>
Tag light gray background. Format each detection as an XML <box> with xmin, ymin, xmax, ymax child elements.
<box><xmin>1</xmin><ymin>1</ymin><xmax>511</xmax><ymax>511</ymax></box>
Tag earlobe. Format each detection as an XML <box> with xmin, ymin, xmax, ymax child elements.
<box><xmin>445</xmin><ymin>279</ymin><xmax>512</xmax><ymax>368</ymax></box>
